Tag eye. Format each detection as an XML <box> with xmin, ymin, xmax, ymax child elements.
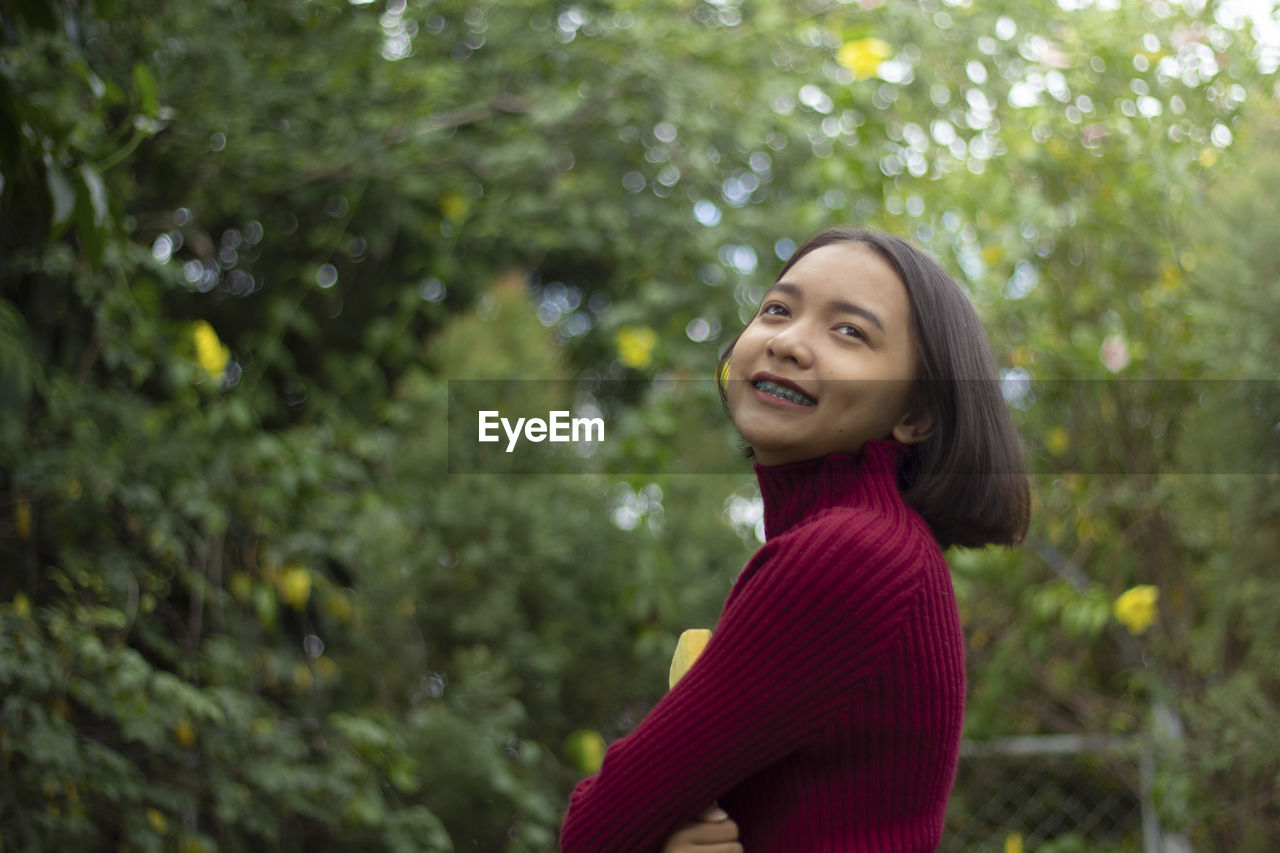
<box><xmin>759</xmin><ymin>302</ymin><xmax>790</xmax><ymax>317</ymax></box>
<box><xmin>836</xmin><ymin>323</ymin><xmax>865</xmax><ymax>341</ymax></box>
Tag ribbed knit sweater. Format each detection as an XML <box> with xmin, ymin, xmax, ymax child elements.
<box><xmin>559</xmin><ymin>440</ymin><xmax>965</xmax><ymax>852</ymax></box>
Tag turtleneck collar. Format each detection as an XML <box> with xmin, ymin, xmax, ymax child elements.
<box><xmin>753</xmin><ymin>439</ymin><xmax>912</xmax><ymax>541</ymax></box>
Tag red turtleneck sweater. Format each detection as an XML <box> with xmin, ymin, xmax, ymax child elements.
<box><xmin>559</xmin><ymin>440</ymin><xmax>965</xmax><ymax>852</ymax></box>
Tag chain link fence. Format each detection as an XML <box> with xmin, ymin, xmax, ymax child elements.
<box><xmin>942</xmin><ymin>735</ymin><xmax>1155</xmax><ymax>853</ymax></box>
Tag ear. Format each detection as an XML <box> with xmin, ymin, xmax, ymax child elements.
<box><xmin>890</xmin><ymin>405</ymin><xmax>933</xmax><ymax>445</ymax></box>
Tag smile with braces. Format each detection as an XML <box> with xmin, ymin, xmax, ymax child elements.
<box><xmin>754</xmin><ymin>379</ymin><xmax>817</xmax><ymax>406</ymax></box>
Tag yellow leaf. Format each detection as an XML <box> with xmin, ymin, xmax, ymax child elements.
<box><xmin>1005</xmin><ymin>833</ymin><xmax>1024</xmax><ymax>853</ymax></box>
<box><xmin>836</xmin><ymin>37</ymin><xmax>892</xmax><ymax>80</ymax></box>
<box><xmin>12</xmin><ymin>593</ymin><xmax>31</xmax><ymax>620</ymax></box>
<box><xmin>1114</xmin><ymin>585</ymin><xmax>1159</xmax><ymax>635</ymax></box>
<box><xmin>175</xmin><ymin>719</ymin><xmax>196</xmax><ymax>749</ymax></box>
<box><xmin>982</xmin><ymin>244</ymin><xmax>1005</xmax><ymax>266</ymax></box>
<box><xmin>669</xmin><ymin>628</ymin><xmax>713</xmax><ymax>689</ymax></box>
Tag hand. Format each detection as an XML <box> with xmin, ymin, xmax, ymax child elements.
<box><xmin>660</xmin><ymin>805</ymin><xmax>742</xmax><ymax>853</ymax></box>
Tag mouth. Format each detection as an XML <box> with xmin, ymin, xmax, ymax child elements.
<box><xmin>751</xmin><ymin>375</ymin><xmax>817</xmax><ymax>407</ymax></box>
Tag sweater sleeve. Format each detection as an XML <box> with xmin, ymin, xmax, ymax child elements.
<box><xmin>558</xmin><ymin>507</ymin><xmax>925</xmax><ymax>852</ymax></box>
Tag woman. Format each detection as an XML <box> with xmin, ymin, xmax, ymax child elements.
<box><xmin>560</xmin><ymin>228</ymin><xmax>1030</xmax><ymax>852</ymax></box>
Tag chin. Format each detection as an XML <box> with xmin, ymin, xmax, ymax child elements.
<box><xmin>745</xmin><ymin>441</ymin><xmax>804</xmax><ymax>465</ymax></box>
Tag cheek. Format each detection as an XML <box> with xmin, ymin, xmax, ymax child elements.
<box><xmin>730</xmin><ymin>325</ymin><xmax>764</xmax><ymax>360</ymax></box>
<box><xmin>723</xmin><ymin>370</ymin><xmax>747</xmax><ymax>415</ymax></box>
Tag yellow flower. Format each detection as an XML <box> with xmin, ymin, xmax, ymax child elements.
<box><xmin>146</xmin><ymin>808</ymin><xmax>168</xmax><ymax>834</ymax></box>
<box><xmin>15</xmin><ymin>500</ymin><xmax>31</xmax><ymax>540</ymax></box>
<box><xmin>1046</xmin><ymin>426</ymin><xmax>1070</xmax><ymax>455</ymax></box>
<box><xmin>836</xmin><ymin>37</ymin><xmax>892</xmax><ymax>80</ymax></box>
<box><xmin>440</xmin><ymin>190</ymin><xmax>470</xmax><ymax>221</ymax></box>
<box><xmin>316</xmin><ymin>655</ymin><xmax>339</xmax><ymax>678</ymax></box>
<box><xmin>326</xmin><ymin>590</ymin><xmax>353</xmax><ymax>624</ymax></box>
<box><xmin>175</xmin><ymin>719</ymin><xmax>196</xmax><ymax>749</ymax></box>
<box><xmin>229</xmin><ymin>571</ymin><xmax>253</xmax><ymax>602</ymax></box>
<box><xmin>616</xmin><ymin>325</ymin><xmax>657</xmax><ymax>370</ymax></box>
<box><xmin>1114</xmin><ymin>585</ymin><xmax>1159</xmax><ymax>635</ymax></box>
<box><xmin>278</xmin><ymin>564</ymin><xmax>312</xmax><ymax>611</ymax></box>
<box><xmin>191</xmin><ymin>320</ymin><xmax>230</xmax><ymax>381</ymax></box>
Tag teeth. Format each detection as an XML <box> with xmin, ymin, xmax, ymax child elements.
<box><xmin>755</xmin><ymin>380</ymin><xmax>816</xmax><ymax>406</ymax></box>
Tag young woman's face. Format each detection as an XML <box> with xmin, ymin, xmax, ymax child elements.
<box><xmin>726</xmin><ymin>241</ymin><xmax>927</xmax><ymax>466</ymax></box>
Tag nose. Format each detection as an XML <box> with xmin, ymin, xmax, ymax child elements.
<box><xmin>766</xmin><ymin>324</ymin><xmax>813</xmax><ymax>367</ymax></box>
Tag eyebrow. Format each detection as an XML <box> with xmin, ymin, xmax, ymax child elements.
<box><xmin>766</xmin><ymin>281</ymin><xmax>886</xmax><ymax>332</ymax></box>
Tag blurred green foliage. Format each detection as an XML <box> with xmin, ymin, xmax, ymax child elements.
<box><xmin>2</xmin><ymin>0</ymin><xmax>1278</xmax><ymax>850</ymax></box>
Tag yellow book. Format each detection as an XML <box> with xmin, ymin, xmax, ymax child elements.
<box><xmin>668</xmin><ymin>628</ymin><xmax>713</xmax><ymax>690</ymax></box>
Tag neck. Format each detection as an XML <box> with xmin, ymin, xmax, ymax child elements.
<box><xmin>753</xmin><ymin>440</ymin><xmax>910</xmax><ymax>540</ymax></box>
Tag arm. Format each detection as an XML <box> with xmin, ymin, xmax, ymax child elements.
<box><xmin>559</xmin><ymin>509</ymin><xmax>924</xmax><ymax>852</ymax></box>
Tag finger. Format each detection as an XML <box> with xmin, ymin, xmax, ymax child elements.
<box><xmin>697</xmin><ymin>805</ymin><xmax>730</xmax><ymax>822</ymax></box>
<box><xmin>675</xmin><ymin>818</ymin><xmax>740</xmax><ymax>844</ymax></box>
<box><xmin>664</xmin><ymin>839</ymin><xmax>742</xmax><ymax>853</ymax></box>
<box><xmin>662</xmin><ymin>822</ymin><xmax>742</xmax><ymax>853</ymax></box>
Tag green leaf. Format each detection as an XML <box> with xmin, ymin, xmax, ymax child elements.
<box><xmin>45</xmin><ymin>159</ymin><xmax>76</xmax><ymax>232</ymax></box>
<box><xmin>75</xmin><ymin>164</ymin><xmax>109</xmax><ymax>269</ymax></box>
<box><xmin>132</xmin><ymin>63</ymin><xmax>159</xmax><ymax>117</ymax></box>
<box><xmin>79</xmin><ymin>164</ymin><xmax>109</xmax><ymax>226</ymax></box>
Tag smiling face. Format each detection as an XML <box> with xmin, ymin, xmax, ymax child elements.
<box><xmin>725</xmin><ymin>241</ymin><xmax>929</xmax><ymax>466</ymax></box>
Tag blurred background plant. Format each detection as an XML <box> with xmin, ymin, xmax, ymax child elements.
<box><xmin>1</xmin><ymin>0</ymin><xmax>1277</xmax><ymax>850</ymax></box>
